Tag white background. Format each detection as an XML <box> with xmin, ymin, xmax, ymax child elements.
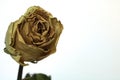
<box><xmin>0</xmin><ymin>0</ymin><xmax>120</xmax><ymax>80</ymax></box>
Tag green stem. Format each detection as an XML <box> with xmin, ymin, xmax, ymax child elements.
<box><xmin>17</xmin><ymin>65</ymin><xmax>23</xmax><ymax>80</ymax></box>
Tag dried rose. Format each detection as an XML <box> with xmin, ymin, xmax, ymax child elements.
<box><xmin>4</xmin><ymin>6</ymin><xmax>63</xmax><ymax>66</ymax></box>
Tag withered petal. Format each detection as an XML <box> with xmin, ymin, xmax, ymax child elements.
<box><xmin>50</xmin><ymin>18</ymin><xmax>63</xmax><ymax>46</ymax></box>
<box><xmin>15</xmin><ymin>40</ymin><xmax>49</xmax><ymax>62</ymax></box>
<box><xmin>11</xmin><ymin>55</ymin><xmax>28</xmax><ymax>66</ymax></box>
<box><xmin>5</xmin><ymin>23</ymin><xmax>17</xmax><ymax>55</ymax></box>
<box><xmin>24</xmin><ymin>6</ymin><xmax>53</xmax><ymax>21</ymax></box>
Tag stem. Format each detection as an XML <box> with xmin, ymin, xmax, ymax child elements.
<box><xmin>17</xmin><ymin>65</ymin><xmax>23</xmax><ymax>80</ymax></box>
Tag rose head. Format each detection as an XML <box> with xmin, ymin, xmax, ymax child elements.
<box><xmin>4</xmin><ymin>6</ymin><xmax>63</xmax><ymax>66</ymax></box>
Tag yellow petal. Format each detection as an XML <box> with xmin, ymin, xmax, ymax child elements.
<box><xmin>50</xmin><ymin>18</ymin><xmax>63</xmax><ymax>46</ymax></box>
<box><xmin>11</xmin><ymin>55</ymin><xmax>28</xmax><ymax>66</ymax></box>
<box><xmin>5</xmin><ymin>23</ymin><xmax>16</xmax><ymax>55</ymax></box>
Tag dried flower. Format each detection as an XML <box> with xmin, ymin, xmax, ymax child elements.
<box><xmin>4</xmin><ymin>6</ymin><xmax>63</xmax><ymax>66</ymax></box>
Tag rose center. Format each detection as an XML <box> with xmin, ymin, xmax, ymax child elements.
<box><xmin>37</xmin><ymin>22</ymin><xmax>46</xmax><ymax>35</ymax></box>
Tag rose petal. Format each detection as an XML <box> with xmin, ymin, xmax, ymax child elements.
<box><xmin>25</xmin><ymin>6</ymin><xmax>52</xmax><ymax>21</ymax></box>
<box><xmin>14</xmin><ymin>39</ymin><xmax>49</xmax><ymax>62</ymax></box>
<box><xmin>46</xmin><ymin>18</ymin><xmax>63</xmax><ymax>53</ymax></box>
<box><xmin>5</xmin><ymin>23</ymin><xmax>16</xmax><ymax>55</ymax></box>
